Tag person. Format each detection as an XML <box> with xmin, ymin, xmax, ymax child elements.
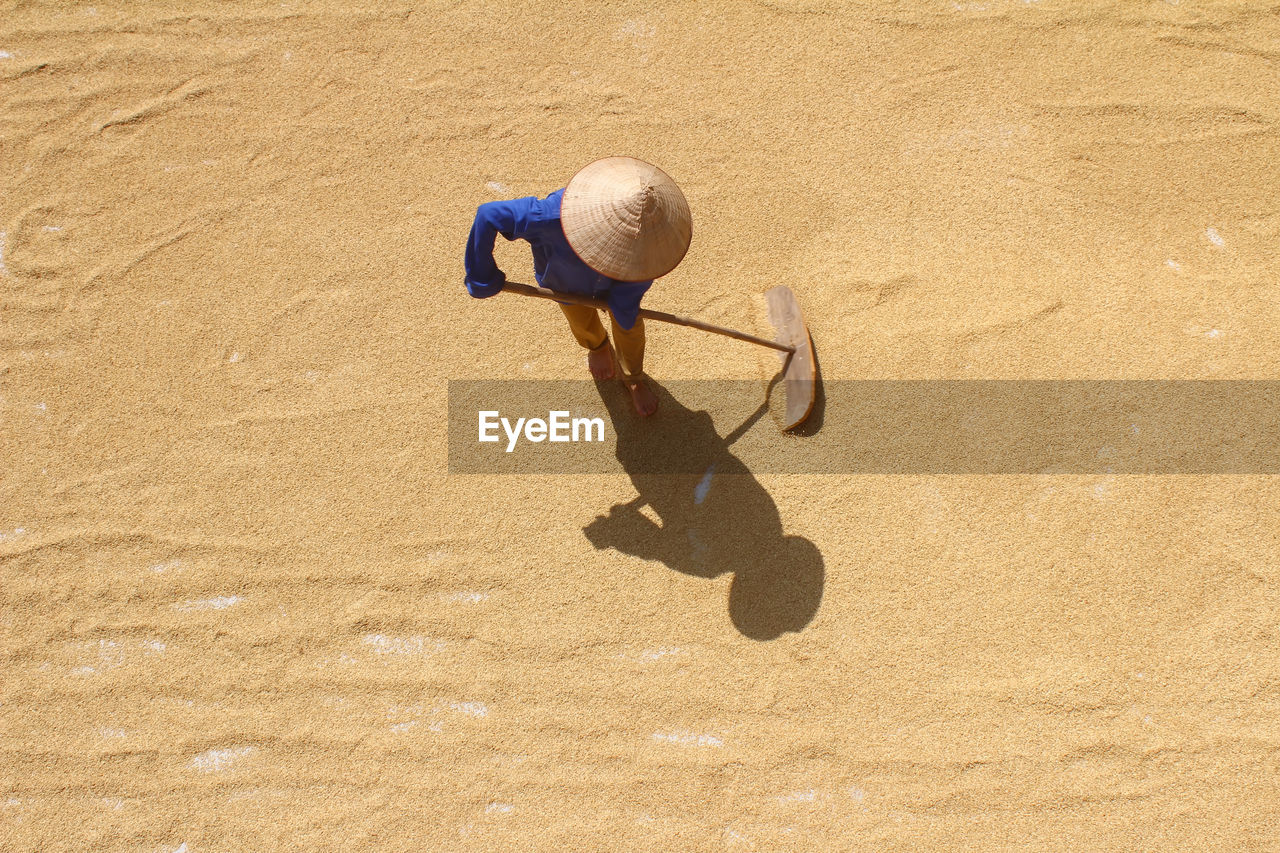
<box><xmin>464</xmin><ymin>157</ymin><xmax>692</xmax><ymax>416</ymax></box>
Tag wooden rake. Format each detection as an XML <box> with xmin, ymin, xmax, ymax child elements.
<box><xmin>500</xmin><ymin>281</ymin><xmax>817</xmax><ymax>431</ymax></box>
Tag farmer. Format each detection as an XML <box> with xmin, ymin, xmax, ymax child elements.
<box><xmin>464</xmin><ymin>157</ymin><xmax>692</xmax><ymax>417</ymax></box>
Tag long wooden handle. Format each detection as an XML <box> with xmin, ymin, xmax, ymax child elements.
<box><xmin>499</xmin><ymin>281</ymin><xmax>795</xmax><ymax>354</ymax></box>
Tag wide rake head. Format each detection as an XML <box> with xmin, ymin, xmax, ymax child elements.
<box><xmin>764</xmin><ymin>285</ymin><xmax>817</xmax><ymax>431</ymax></box>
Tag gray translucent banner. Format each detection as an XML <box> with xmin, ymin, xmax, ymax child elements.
<box><xmin>447</xmin><ymin>380</ymin><xmax>1280</xmax><ymax>474</ymax></box>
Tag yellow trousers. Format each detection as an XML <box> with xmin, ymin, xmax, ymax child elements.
<box><xmin>558</xmin><ymin>304</ymin><xmax>645</xmax><ymax>380</ymax></box>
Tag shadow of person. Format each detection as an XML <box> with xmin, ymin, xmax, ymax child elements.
<box><xmin>583</xmin><ymin>378</ymin><xmax>824</xmax><ymax>640</ymax></box>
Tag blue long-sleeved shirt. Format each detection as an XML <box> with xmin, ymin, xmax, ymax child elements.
<box><xmin>463</xmin><ymin>188</ymin><xmax>652</xmax><ymax>330</ymax></box>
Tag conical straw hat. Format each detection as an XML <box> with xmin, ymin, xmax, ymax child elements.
<box><xmin>561</xmin><ymin>157</ymin><xmax>692</xmax><ymax>282</ymax></box>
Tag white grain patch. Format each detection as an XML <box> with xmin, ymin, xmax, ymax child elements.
<box><xmin>191</xmin><ymin>746</ymin><xmax>256</xmax><ymax>773</ymax></box>
<box><xmin>363</xmin><ymin>634</ymin><xmax>443</xmax><ymax>655</ymax></box>
<box><xmin>170</xmin><ymin>844</ymin><xmax>190</xmax><ymax>853</ymax></box>
<box><xmin>849</xmin><ymin>786</ymin><xmax>866</xmax><ymax>803</ymax></box>
<box><xmin>150</xmin><ymin>559</ymin><xmax>183</xmax><ymax>574</ymax></box>
<box><xmin>386</xmin><ymin>702</ymin><xmax>423</xmax><ymax>722</ymax></box>
<box><xmin>450</xmin><ymin>701</ymin><xmax>488</xmax><ymax>717</ymax></box>
<box><xmin>0</xmin><ymin>230</ymin><xmax>7</xmax><ymax>275</ymax></box>
<box><xmin>141</xmin><ymin>639</ymin><xmax>167</xmax><ymax>654</ymax></box>
<box><xmin>176</xmin><ymin>595</ymin><xmax>242</xmax><ymax>611</ymax></box>
<box><xmin>0</xmin><ymin>51</ymin><xmax>13</xmax><ymax>60</ymax></box>
<box><xmin>389</xmin><ymin>720</ymin><xmax>418</xmax><ymax>733</ymax></box>
<box><xmin>485</xmin><ymin>802</ymin><xmax>514</xmax><ymax>815</ymax></box>
<box><xmin>486</xmin><ymin>181</ymin><xmax>509</xmax><ymax>194</ymax></box>
<box><xmin>616</xmin><ymin>19</ymin><xmax>656</xmax><ymax>41</ymax></box>
<box><xmin>74</xmin><ymin>639</ymin><xmax>124</xmax><ymax>674</ymax></box>
<box><xmin>0</xmin><ymin>527</ymin><xmax>27</xmax><ymax>543</ymax></box>
<box><xmin>1206</xmin><ymin>227</ymin><xmax>1224</xmax><ymax>247</ymax></box>
<box><xmin>100</xmin><ymin>728</ymin><xmax>128</xmax><ymax>738</ymax></box>
<box><xmin>448</xmin><ymin>591</ymin><xmax>489</xmax><ymax>604</ymax></box>
<box><xmin>694</xmin><ymin>464</ymin><xmax>715</xmax><ymax>505</ymax></box>
<box><xmin>638</xmin><ymin>647</ymin><xmax>683</xmax><ymax>663</ymax></box>
<box><xmin>103</xmin><ymin>797</ymin><xmax>124</xmax><ymax>811</ymax></box>
<box><xmin>1165</xmin><ymin>259</ymin><xmax>1181</xmax><ymax>271</ymax></box>
<box><xmin>777</xmin><ymin>789</ymin><xmax>818</xmax><ymax>803</ymax></box>
<box><xmin>228</xmin><ymin>351</ymin><xmax>242</xmax><ymax>363</ymax></box>
<box><xmin>652</xmin><ymin>730</ymin><xmax>722</xmax><ymax>748</ymax></box>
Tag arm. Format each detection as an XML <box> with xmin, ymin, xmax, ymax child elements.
<box><xmin>463</xmin><ymin>198</ymin><xmax>534</xmax><ymax>298</ymax></box>
<box><xmin>606</xmin><ymin>279</ymin><xmax>653</xmax><ymax>329</ymax></box>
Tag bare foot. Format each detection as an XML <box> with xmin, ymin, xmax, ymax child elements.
<box><xmin>587</xmin><ymin>343</ymin><xmax>616</xmax><ymax>380</ymax></box>
<box><xmin>625</xmin><ymin>377</ymin><xmax>658</xmax><ymax>417</ymax></box>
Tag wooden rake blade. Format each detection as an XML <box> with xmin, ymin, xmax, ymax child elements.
<box><xmin>764</xmin><ymin>285</ymin><xmax>817</xmax><ymax>431</ymax></box>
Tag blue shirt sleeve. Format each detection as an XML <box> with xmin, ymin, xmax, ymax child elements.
<box><xmin>464</xmin><ymin>198</ymin><xmax>536</xmax><ymax>298</ymax></box>
<box><xmin>606</xmin><ymin>280</ymin><xmax>653</xmax><ymax>330</ymax></box>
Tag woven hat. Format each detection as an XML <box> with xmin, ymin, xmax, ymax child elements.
<box><xmin>560</xmin><ymin>157</ymin><xmax>692</xmax><ymax>281</ymax></box>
